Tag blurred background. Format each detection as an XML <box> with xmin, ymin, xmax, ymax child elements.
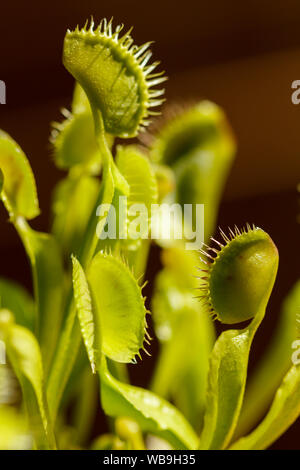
<box><xmin>0</xmin><ymin>0</ymin><xmax>299</xmax><ymax>449</ymax></box>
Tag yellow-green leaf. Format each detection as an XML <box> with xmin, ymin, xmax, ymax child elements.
<box><xmin>72</xmin><ymin>255</ymin><xmax>101</xmax><ymax>373</ymax></box>
<box><xmin>0</xmin><ymin>130</ymin><xmax>39</xmax><ymax>219</ymax></box>
<box><xmin>0</xmin><ymin>311</ymin><xmax>56</xmax><ymax>449</ymax></box>
<box><xmin>100</xmin><ymin>358</ymin><xmax>199</xmax><ymax>450</ymax></box>
<box><xmin>88</xmin><ymin>252</ymin><xmax>148</xmax><ymax>363</ymax></box>
<box><xmin>230</xmin><ymin>365</ymin><xmax>300</xmax><ymax>450</ymax></box>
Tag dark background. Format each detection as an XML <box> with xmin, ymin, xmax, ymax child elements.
<box><xmin>0</xmin><ymin>0</ymin><xmax>299</xmax><ymax>449</ymax></box>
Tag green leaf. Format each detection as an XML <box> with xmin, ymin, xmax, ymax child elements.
<box><xmin>0</xmin><ymin>277</ymin><xmax>35</xmax><ymax>331</ymax></box>
<box><xmin>0</xmin><ymin>311</ymin><xmax>56</xmax><ymax>449</ymax></box>
<box><xmin>174</xmin><ymin>142</ymin><xmax>232</xmax><ymax>240</ymax></box>
<box><xmin>88</xmin><ymin>252</ymin><xmax>148</xmax><ymax>363</ymax></box>
<box><xmin>15</xmin><ymin>218</ymin><xmax>64</xmax><ymax>373</ymax></box>
<box><xmin>149</xmin><ymin>101</ymin><xmax>235</xmax><ymax>241</ymax></box>
<box><xmin>230</xmin><ymin>365</ymin><xmax>300</xmax><ymax>450</ymax></box>
<box><xmin>72</xmin><ymin>255</ymin><xmax>101</xmax><ymax>373</ymax></box>
<box><xmin>51</xmin><ymin>81</ymin><xmax>114</xmax><ymax>172</ymax></box>
<box><xmin>235</xmin><ymin>280</ymin><xmax>300</xmax><ymax>438</ymax></box>
<box><xmin>100</xmin><ymin>358</ymin><xmax>199</xmax><ymax>450</ymax></box>
<box><xmin>51</xmin><ymin>112</ymin><xmax>100</xmax><ymax>171</ymax></box>
<box><xmin>0</xmin><ymin>130</ymin><xmax>39</xmax><ymax>219</ymax></box>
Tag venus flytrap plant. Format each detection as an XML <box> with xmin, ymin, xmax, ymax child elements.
<box><xmin>47</xmin><ymin>19</ymin><xmax>166</xmax><ymax>420</ymax></box>
<box><xmin>198</xmin><ymin>226</ymin><xmax>279</xmax><ymax>449</ymax></box>
<box><xmin>0</xmin><ymin>16</ymin><xmax>299</xmax><ymax>451</ymax></box>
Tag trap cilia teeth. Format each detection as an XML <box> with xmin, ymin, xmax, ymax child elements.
<box><xmin>63</xmin><ymin>17</ymin><xmax>167</xmax><ymax>138</ymax></box>
<box><xmin>198</xmin><ymin>224</ymin><xmax>279</xmax><ymax>325</ymax></box>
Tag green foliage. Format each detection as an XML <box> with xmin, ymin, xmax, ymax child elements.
<box><xmin>100</xmin><ymin>357</ymin><xmax>199</xmax><ymax>450</ymax></box>
<box><xmin>0</xmin><ymin>406</ymin><xmax>32</xmax><ymax>450</ymax></box>
<box><xmin>0</xmin><ymin>17</ymin><xmax>298</xmax><ymax>451</ymax></box>
<box><xmin>0</xmin><ymin>131</ymin><xmax>39</xmax><ymax>219</ymax></box>
<box><xmin>71</xmin><ymin>255</ymin><xmax>101</xmax><ymax>373</ymax></box>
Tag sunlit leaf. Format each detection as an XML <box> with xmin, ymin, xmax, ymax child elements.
<box><xmin>88</xmin><ymin>252</ymin><xmax>148</xmax><ymax>363</ymax></box>
<box><xmin>0</xmin><ymin>277</ymin><xmax>35</xmax><ymax>331</ymax></box>
<box><xmin>15</xmin><ymin>218</ymin><xmax>64</xmax><ymax>373</ymax></box>
<box><xmin>100</xmin><ymin>358</ymin><xmax>199</xmax><ymax>450</ymax></box>
<box><xmin>0</xmin><ymin>130</ymin><xmax>39</xmax><ymax>219</ymax></box>
<box><xmin>52</xmin><ymin>174</ymin><xmax>100</xmax><ymax>257</ymax></box>
<box><xmin>72</xmin><ymin>255</ymin><xmax>101</xmax><ymax>373</ymax></box>
<box><xmin>235</xmin><ymin>280</ymin><xmax>300</xmax><ymax>438</ymax></box>
<box><xmin>230</xmin><ymin>365</ymin><xmax>300</xmax><ymax>450</ymax></box>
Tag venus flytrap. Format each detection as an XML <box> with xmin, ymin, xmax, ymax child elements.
<box><xmin>198</xmin><ymin>226</ymin><xmax>279</xmax><ymax>449</ymax></box>
<box><xmin>47</xmin><ymin>19</ymin><xmax>166</xmax><ymax>419</ymax></box>
<box><xmin>63</xmin><ymin>19</ymin><xmax>166</xmax><ymax>138</ymax></box>
<box><xmin>146</xmin><ymin>101</ymin><xmax>236</xmax><ymax>242</ymax></box>
<box><xmin>0</xmin><ymin>407</ymin><xmax>32</xmax><ymax>450</ymax></box>
<box><xmin>60</xmin><ymin>18</ymin><xmax>165</xmax><ymax>268</ymax></box>
<box><xmin>0</xmin><ymin>131</ymin><xmax>39</xmax><ymax>220</ymax></box>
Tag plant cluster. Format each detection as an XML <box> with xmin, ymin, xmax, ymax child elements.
<box><xmin>0</xmin><ymin>18</ymin><xmax>299</xmax><ymax>450</ymax></box>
